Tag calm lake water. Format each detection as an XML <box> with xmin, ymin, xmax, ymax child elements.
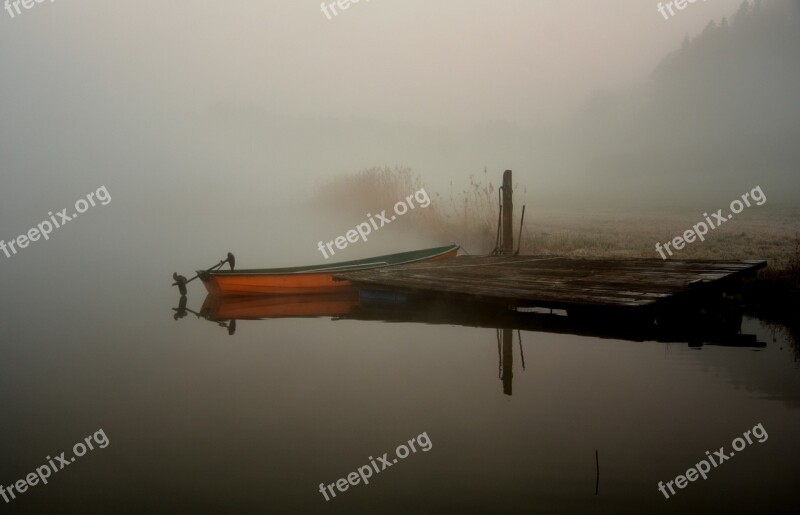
<box><xmin>1</xmin><ymin>247</ymin><xmax>799</xmax><ymax>515</ymax></box>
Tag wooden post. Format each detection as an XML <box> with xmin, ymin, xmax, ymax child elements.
<box><xmin>502</xmin><ymin>170</ymin><xmax>513</xmax><ymax>254</ymax></box>
<box><xmin>502</xmin><ymin>327</ymin><xmax>513</xmax><ymax>395</ymax></box>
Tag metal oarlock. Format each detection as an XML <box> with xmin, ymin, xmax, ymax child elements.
<box><xmin>173</xmin><ymin>273</ymin><xmax>188</xmax><ymax>296</ymax></box>
<box><xmin>172</xmin><ymin>252</ymin><xmax>235</xmax><ymax>296</ymax></box>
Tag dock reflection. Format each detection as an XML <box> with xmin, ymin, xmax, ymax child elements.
<box><xmin>173</xmin><ymin>290</ymin><xmax>765</xmax><ymax>395</ymax></box>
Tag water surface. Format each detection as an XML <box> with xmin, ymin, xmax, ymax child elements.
<box><xmin>1</xmin><ymin>254</ymin><xmax>798</xmax><ymax>514</ymax></box>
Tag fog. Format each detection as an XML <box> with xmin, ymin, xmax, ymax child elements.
<box><xmin>1</xmin><ymin>0</ymin><xmax>798</xmax><ymax>267</ymax></box>
<box><xmin>1</xmin><ymin>5</ymin><xmax>800</xmax><ymax>513</ymax></box>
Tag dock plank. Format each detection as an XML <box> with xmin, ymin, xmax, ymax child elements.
<box><xmin>335</xmin><ymin>256</ymin><xmax>766</xmax><ymax>310</ymax></box>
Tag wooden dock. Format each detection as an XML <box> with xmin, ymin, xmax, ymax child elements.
<box><xmin>335</xmin><ymin>255</ymin><xmax>766</xmax><ymax>312</ymax></box>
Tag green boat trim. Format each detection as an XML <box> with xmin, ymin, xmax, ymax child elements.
<box><xmin>203</xmin><ymin>244</ymin><xmax>459</xmax><ymax>276</ymax></box>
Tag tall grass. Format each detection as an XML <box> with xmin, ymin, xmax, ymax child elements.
<box><xmin>314</xmin><ymin>167</ymin><xmax>505</xmax><ymax>252</ymax></box>
<box><xmin>315</xmin><ymin>167</ymin><xmax>800</xmax><ymax>270</ymax></box>
<box><xmin>314</xmin><ymin>166</ymin><xmax>423</xmax><ymax>214</ymax></box>
<box><xmin>438</xmin><ymin>169</ymin><xmax>505</xmax><ymax>252</ymax></box>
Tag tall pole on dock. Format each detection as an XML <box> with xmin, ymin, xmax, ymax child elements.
<box><xmin>502</xmin><ymin>170</ymin><xmax>514</xmax><ymax>254</ymax></box>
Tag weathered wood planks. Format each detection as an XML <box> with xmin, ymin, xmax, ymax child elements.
<box><xmin>335</xmin><ymin>256</ymin><xmax>766</xmax><ymax>310</ymax></box>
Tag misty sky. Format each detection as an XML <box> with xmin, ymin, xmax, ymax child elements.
<box><xmin>1</xmin><ymin>0</ymin><xmax>789</xmax><ymax>261</ymax></box>
<box><xmin>1</xmin><ymin>0</ymin><xmax>743</xmax><ymax>128</ymax></box>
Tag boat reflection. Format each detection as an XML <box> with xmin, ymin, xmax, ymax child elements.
<box><xmin>200</xmin><ymin>290</ymin><xmax>360</xmax><ymax>320</ymax></box>
<box><xmin>173</xmin><ymin>290</ymin><xmax>765</xmax><ymax>396</ymax></box>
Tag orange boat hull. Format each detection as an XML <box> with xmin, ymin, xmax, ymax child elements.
<box><xmin>201</xmin><ymin>272</ymin><xmax>353</xmax><ymax>296</ymax></box>
<box><xmin>200</xmin><ymin>247</ymin><xmax>458</xmax><ymax>296</ymax></box>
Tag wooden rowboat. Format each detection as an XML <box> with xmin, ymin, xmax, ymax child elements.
<box><xmin>198</xmin><ymin>244</ymin><xmax>459</xmax><ymax>296</ymax></box>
